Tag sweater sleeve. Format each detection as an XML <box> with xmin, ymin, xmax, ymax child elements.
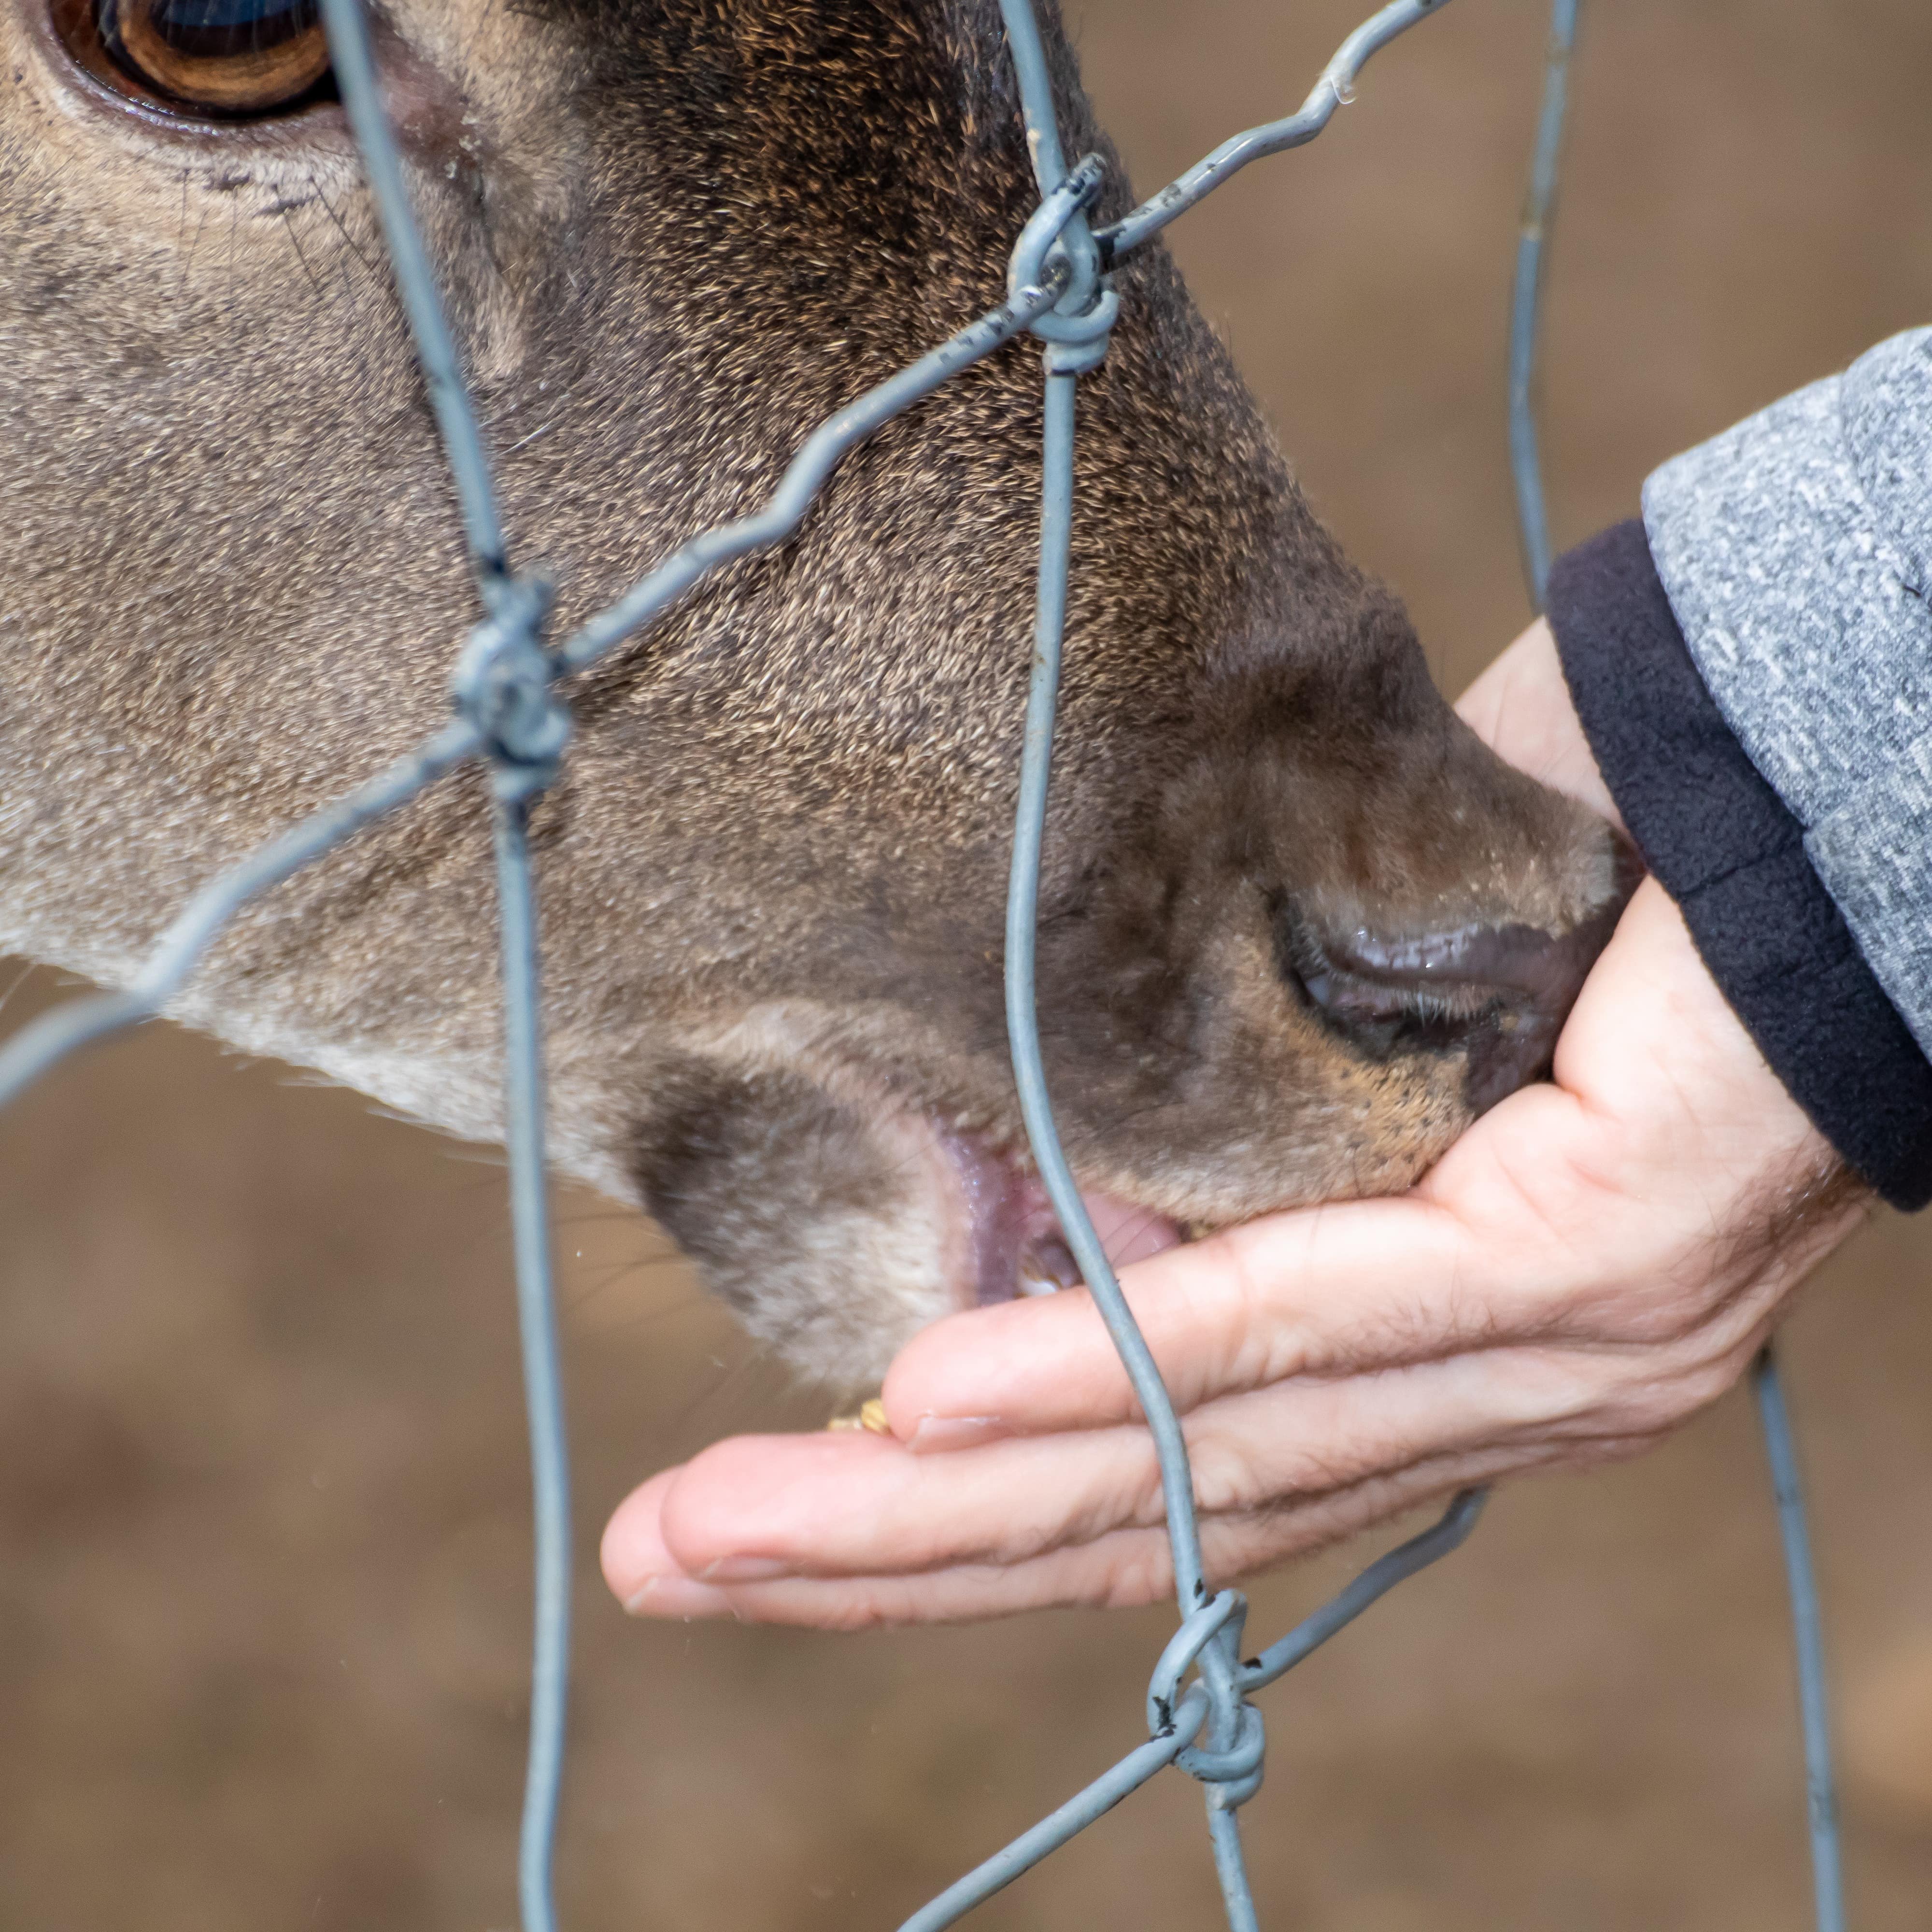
<box><xmin>1645</xmin><ymin>327</ymin><xmax>1932</xmax><ymax>1051</ymax></box>
<box><xmin>1548</xmin><ymin>515</ymin><xmax>1932</xmax><ymax>1211</ymax></box>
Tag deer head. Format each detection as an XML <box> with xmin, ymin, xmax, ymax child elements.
<box><xmin>0</xmin><ymin>0</ymin><xmax>1633</xmax><ymax>1382</ymax></box>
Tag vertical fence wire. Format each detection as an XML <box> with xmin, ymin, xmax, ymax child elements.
<box><xmin>1503</xmin><ymin>13</ymin><xmax>1846</xmax><ymax>1927</ymax></box>
<box><xmin>321</xmin><ymin>0</ymin><xmax>573</xmax><ymax>1918</ymax></box>
<box><xmin>994</xmin><ymin>10</ymin><xmax>1209</xmax><ymax>1628</ymax></box>
<box><xmin>992</xmin><ymin>0</ymin><xmax>1254</xmax><ymax>1920</ymax></box>
<box><xmin>492</xmin><ymin>794</ymin><xmax>572</xmax><ymax>1932</ymax></box>
<box><xmin>966</xmin><ymin>2</ymin><xmax>1477</xmax><ymax>1925</ymax></box>
<box><xmin>1506</xmin><ymin>0</ymin><xmax>1576</xmax><ymax>612</ymax></box>
<box><xmin>1755</xmin><ymin>1350</ymin><xmax>1848</xmax><ymax>1932</ymax></box>
<box><xmin>0</xmin><ymin>0</ymin><xmax>1852</xmax><ymax>1927</ymax></box>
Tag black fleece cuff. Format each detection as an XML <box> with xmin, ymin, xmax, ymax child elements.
<box><xmin>1548</xmin><ymin>518</ymin><xmax>1932</xmax><ymax>1210</ymax></box>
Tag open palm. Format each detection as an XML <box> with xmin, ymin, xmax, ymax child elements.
<box><xmin>603</xmin><ymin>623</ymin><xmax>1866</xmax><ymax>1628</ymax></box>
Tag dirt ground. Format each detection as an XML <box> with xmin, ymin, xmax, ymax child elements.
<box><xmin>7</xmin><ymin>0</ymin><xmax>1932</xmax><ymax>1926</ymax></box>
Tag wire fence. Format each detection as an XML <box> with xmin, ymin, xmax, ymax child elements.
<box><xmin>0</xmin><ymin>0</ymin><xmax>1849</xmax><ymax>1926</ymax></box>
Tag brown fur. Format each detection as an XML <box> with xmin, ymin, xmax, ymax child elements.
<box><xmin>0</xmin><ymin>0</ymin><xmax>1627</xmax><ymax>1380</ymax></box>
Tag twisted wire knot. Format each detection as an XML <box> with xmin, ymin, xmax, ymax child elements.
<box><xmin>452</xmin><ymin>574</ymin><xmax>570</xmax><ymax>804</ymax></box>
<box><xmin>1036</xmin><ymin>284</ymin><xmax>1119</xmax><ymax>376</ymax></box>
<box><xmin>1147</xmin><ymin>1590</ymin><xmax>1268</xmax><ymax>1811</ymax></box>
<box><xmin>1179</xmin><ymin>1699</ymin><xmax>1266</xmax><ymax>1812</ymax></box>
<box><xmin>1006</xmin><ymin>153</ymin><xmax>1121</xmax><ymax>377</ymax></box>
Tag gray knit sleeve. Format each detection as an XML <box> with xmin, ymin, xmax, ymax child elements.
<box><xmin>1642</xmin><ymin>326</ymin><xmax>1932</xmax><ymax>1061</ymax></box>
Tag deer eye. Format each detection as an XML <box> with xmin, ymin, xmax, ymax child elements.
<box><xmin>55</xmin><ymin>0</ymin><xmax>333</xmax><ymax>118</ymax></box>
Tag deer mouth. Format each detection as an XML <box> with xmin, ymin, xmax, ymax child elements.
<box><xmin>938</xmin><ymin>1128</ymin><xmax>1182</xmax><ymax>1307</ymax></box>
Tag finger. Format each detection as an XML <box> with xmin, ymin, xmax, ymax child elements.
<box><xmin>653</xmin><ymin>1422</ymin><xmax>1166</xmax><ymax>1581</ymax></box>
<box><xmin>882</xmin><ymin>1093</ymin><xmax>1641</xmax><ymax>1447</ymax></box>
<box><xmin>598</xmin><ymin>1466</ymin><xmax>739</xmax><ymax>1619</ymax></box>
<box><xmin>599</xmin><ymin>1256</ymin><xmax>1819</xmax><ymax>1630</ymax></box>
<box><xmin>883</xmin><ymin>1193</ymin><xmax>1480</xmax><ymax>1448</ymax></box>
<box><xmin>630</xmin><ymin>1339</ymin><xmax>1704</xmax><ymax>1595</ymax></box>
<box><xmin>611</xmin><ymin>1442</ymin><xmax>1585</xmax><ymax>1629</ymax></box>
<box><xmin>888</xmin><ymin>884</ymin><xmax>1837</xmax><ymax>1448</ymax></box>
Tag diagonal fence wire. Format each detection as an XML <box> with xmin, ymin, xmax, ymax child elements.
<box><xmin>0</xmin><ymin>0</ymin><xmax>1847</xmax><ymax>1927</ymax></box>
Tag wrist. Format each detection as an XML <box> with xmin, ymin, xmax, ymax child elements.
<box><xmin>1456</xmin><ymin>618</ymin><xmax>1622</xmax><ymax>832</ymax></box>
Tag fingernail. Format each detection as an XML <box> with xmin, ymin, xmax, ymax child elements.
<box><xmin>697</xmin><ymin>1555</ymin><xmax>792</xmax><ymax>1582</ymax></box>
<box><xmin>623</xmin><ymin>1573</ymin><xmax>733</xmax><ymax>1618</ymax></box>
<box><xmin>909</xmin><ymin>1414</ymin><xmax>1009</xmax><ymax>1453</ymax></box>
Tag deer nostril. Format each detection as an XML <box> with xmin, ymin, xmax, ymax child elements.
<box><xmin>1425</xmin><ymin>915</ymin><xmax>1614</xmax><ymax>1113</ymax></box>
<box><xmin>1275</xmin><ymin>841</ymin><xmax>1640</xmax><ymax>1115</ymax></box>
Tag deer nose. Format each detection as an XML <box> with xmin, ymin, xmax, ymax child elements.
<box><xmin>1277</xmin><ymin>846</ymin><xmax>1641</xmax><ymax>1115</ymax></box>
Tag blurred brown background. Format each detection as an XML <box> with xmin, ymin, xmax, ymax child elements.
<box><xmin>7</xmin><ymin>0</ymin><xmax>1932</xmax><ymax>1926</ymax></box>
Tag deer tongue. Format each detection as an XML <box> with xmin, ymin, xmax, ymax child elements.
<box><xmin>939</xmin><ymin>1130</ymin><xmax>1180</xmax><ymax>1308</ymax></box>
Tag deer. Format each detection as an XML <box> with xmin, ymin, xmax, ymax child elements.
<box><xmin>0</xmin><ymin>0</ymin><xmax>1634</xmax><ymax>1390</ymax></box>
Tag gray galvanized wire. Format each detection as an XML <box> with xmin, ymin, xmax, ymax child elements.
<box><xmin>1754</xmin><ymin>1348</ymin><xmax>1847</xmax><ymax>1932</ymax></box>
<box><xmin>318</xmin><ymin>0</ymin><xmax>506</xmax><ymax>586</ymax></box>
<box><xmin>1094</xmin><ymin>0</ymin><xmax>1451</xmax><ymax>263</ymax></box>
<box><xmin>1500</xmin><ymin>14</ymin><xmax>1846</xmax><ymax>1926</ymax></box>
<box><xmin>0</xmin><ymin>200</ymin><xmax>1080</xmax><ymax>1117</ymax></box>
<box><xmin>976</xmin><ymin>3</ymin><xmax>1471</xmax><ymax>1923</ymax></box>
<box><xmin>491</xmin><ymin>791</ymin><xmax>573</xmax><ymax>1932</ymax></box>
<box><xmin>1506</xmin><ymin>0</ymin><xmax>1577</xmax><ymax>611</ymax></box>
<box><xmin>0</xmin><ymin>0</ymin><xmax>1850</xmax><ymax>1927</ymax></box>
<box><xmin>0</xmin><ymin>716</ymin><xmax>481</xmax><ymax>1105</ymax></box>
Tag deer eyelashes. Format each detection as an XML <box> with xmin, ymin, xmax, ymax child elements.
<box><xmin>54</xmin><ymin>0</ymin><xmax>332</xmax><ymax>118</ymax></box>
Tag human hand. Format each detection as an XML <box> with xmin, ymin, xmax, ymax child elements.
<box><xmin>602</xmin><ymin>620</ymin><xmax>1869</xmax><ymax>1628</ymax></box>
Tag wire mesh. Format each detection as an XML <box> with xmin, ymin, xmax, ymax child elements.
<box><xmin>0</xmin><ymin>0</ymin><xmax>1849</xmax><ymax>1927</ymax></box>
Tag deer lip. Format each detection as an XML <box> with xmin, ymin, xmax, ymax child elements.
<box><xmin>936</xmin><ymin>1130</ymin><xmax>1182</xmax><ymax>1307</ymax></box>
